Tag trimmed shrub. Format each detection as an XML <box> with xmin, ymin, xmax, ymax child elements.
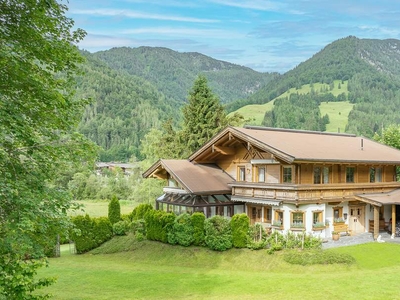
<box><xmin>113</xmin><ymin>220</ymin><xmax>130</xmax><ymax>236</ymax></box>
<box><xmin>70</xmin><ymin>215</ymin><xmax>113</xmax><ymax>254</ymax></box>
<box><xmin>144</xmin><ymin>210</ymin><xmax>175</xmax><ymax>242</ymax></box>
<box><xmin>230</xmin><ymin>213</ymin><xmax>250</xmax><ymax>248</ymax></box>
<box><xmin>168</xmin><ymin>213</ymin><xmax>194</xmax><ymax>246</ymax></box>
<box><xmin>130</xmin><ymin>219</ymin><xmax>146</xmax><ymax>236</ymax></box>
<box><xmin>204</xmin><ymin>215</ymin><xmax>232</xmax><ymax>251</ymax></box>
<box><xmin>191</xmin><ymin>212</ymin><xmax>205</xmax><ymax>246</ymax></box>
<box><xmin>131</xmin><ymin>203</ymin><xmax>153</xmax><ymax>221</ymax></box>
<box><xmin>94</xmin><ymin>217</ymin><xmax>113</xmax><ymax>245</ymax></box>
<box><xmin>108</xmin><ymin>195</ymin><xmax>121</xmax><ymax>225</ymax></box>
<box><xmin>283</xmin><ymin>249</ymin><xmax>355</xmax><ymax>265</ymax></box>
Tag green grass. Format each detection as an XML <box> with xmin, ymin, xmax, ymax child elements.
<box><xmin>320</xmin><ymin>101</ymin><xmax>354</xmax><ymax>133</ymax></box>
<box><xmin>69</xmin><ymin>200</ymin><xmax>137</xmax><ymax>217</ymax></box>
<box><xmin>36</xmin><ymin>238</ymin><xmax>400</xmax><ymax>299</ymax></box>
<box><xmin>230</xmin><ymin>80</ymin><xmax>351</xmax><ymax>129</ymax></box>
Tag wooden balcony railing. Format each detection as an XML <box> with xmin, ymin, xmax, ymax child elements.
<box><xmin>230</xmin><ymin>182</ymin><xmax>400</xmax><ymax>204</ymax></box>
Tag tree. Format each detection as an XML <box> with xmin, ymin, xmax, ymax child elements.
<box><xmin>181</xmin><ymin>75</ymin><xmax>229</xmax><ymax>155</ymax></box>
<box><xmin>108</xmin><ymin>195</ymin><xmax>121</xmax><ymax>225</ymax></box>
<box><xmin>373</xmin><ymin>125</ymin><xmax>400</xmax><ymax>150</ymax></box>
<box><xmin>0</xmin><ymin>1</ymin><xmax>95</xmax><ymax>298</ymax></box>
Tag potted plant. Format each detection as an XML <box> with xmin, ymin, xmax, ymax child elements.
<box><xmin>290</xmin><ymin>221</ymin><xmax>305</xmax><ymax>231</ymax></box>
<box><xmin>334</xmin><ymin>217</ymin><xmax>345</xmax><ymax>224</ymax></box>
<box><xmin>332</xmin><ymin>231</ymin><xmax>340</xmax><ymax>241</ymax></box>
<box><xmin>272</xmin><ymin>220</ymin><xmax>283</xmax><ymax>230</ymax></box>
<box><xmin>312</xmin><ymin>221</ymin><xmax>326</xmax><ymax>231</ymax></box>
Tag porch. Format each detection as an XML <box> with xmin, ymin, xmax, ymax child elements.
<box><xmin>322</xmin><ymin>231</ymin><xmax>400</xmax><ymax>249</ymax></box>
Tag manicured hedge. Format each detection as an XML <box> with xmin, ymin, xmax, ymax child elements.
<box><xmin>131</xmin><ymin>203</ymin><xmax>153</xmax><ymax>221</ymax></box>
<box><xmin>144</xmin><ymin>210</ymin><xmax>175</xmax><ymax>243</ymax></box>
<box><xmin>230</xmin><ymin>213</ymin><xmax>250</xmax><ymax>248</ymax></box>
<box><xmin>71</xmin><ymin>215</ymin><xmax>113</xmax><ymax>254</ymax></box>
<box><xmin>168</xmin><ymin>213</ymin><xmax>194</xmax><ymax>246</ymax></box>
<box><xmin>204</xmin><ymin>215</ymin><xmax>232</xmax><ymax>251</ymax></box>
<box><xmin>191</xmin><ymin>212</ymin><xmax>205</xmax><ymax>246</ymax></box>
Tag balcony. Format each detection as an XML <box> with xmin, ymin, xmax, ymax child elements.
<box><xmin>230</xmin><ymin>181</ymin><xmax>400</xmax><ymax>204</ymax></box>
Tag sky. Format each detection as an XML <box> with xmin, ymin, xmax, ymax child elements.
<box><xmin>66</xmin><ymin>0</ymin><xmax>400</xmax><ymax>73</ymax></box>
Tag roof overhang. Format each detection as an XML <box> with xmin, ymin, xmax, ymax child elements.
<box><xmin>355</xmin><ymin>188</ymin><xmax>400</xmax><ymax>207</ymax></box>
<box><xmin>231</xmin><ymin>196</ymin><xmax>282</xmax><ymax>206</ymax></box>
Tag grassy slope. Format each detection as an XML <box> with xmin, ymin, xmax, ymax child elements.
<box><xmin>37</xmin><ymin>238</ymin><xmax>400</xmax><ymax>300</ymax></box>
<box><xmin>231</xmin><ymin>80</ymin><xmax>352</xmax><ymax>130</ymax></box>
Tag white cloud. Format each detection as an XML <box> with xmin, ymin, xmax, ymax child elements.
<box><xmin>70</xmin><ymin>8</ymin><xmax>219</xmax><ymax>23</ymax></box>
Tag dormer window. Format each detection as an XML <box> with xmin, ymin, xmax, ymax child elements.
<box><xmin>238</xmin><ymin>166</ymin><xmax>246</xmax><ymax>181</ymax></box>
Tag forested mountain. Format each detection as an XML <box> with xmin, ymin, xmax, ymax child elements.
<box><xmin>76</xmin><ymin>51</ymin><xmax>178</xmax><ymax>161</ymax></box>
<box><xmin>91</xmin><ymin>46</ymin><xmax>277</xmax><ymax>104</ymax></box>
<box><xmin>228</xmin><ymin>36</ymin><xmax>400</xmax><ymax>137</ymax></box>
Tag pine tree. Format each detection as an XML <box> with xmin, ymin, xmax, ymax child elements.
<box><xmin>181</xmin><ymin>75</ymin><xmax>228</xmax><ymax>155</ymax></box>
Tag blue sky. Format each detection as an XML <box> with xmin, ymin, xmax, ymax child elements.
<box><xmin>67</xmin><ymin>0</ymin><xmax>400</xmax><ymax>73</ymax></box>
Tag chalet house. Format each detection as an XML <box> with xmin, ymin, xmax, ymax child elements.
<box><xmin>143</xmin><ymin>126</ymin><xmax>400</xmax><ymax>239</ymax></box>
<box><xmin>95</xmin><ymin>162</ymin><xmax>138</xmax><ymax>176</ymax></box>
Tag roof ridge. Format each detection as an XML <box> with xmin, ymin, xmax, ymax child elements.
<box><xmin>243</xmin><ymin>125</ymin><xmax>356</xmax><ymax>137</ymax></box>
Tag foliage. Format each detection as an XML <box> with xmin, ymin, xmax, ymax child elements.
<box><xmin>373</xmin><ymin>124</ymin><xmax>400</xmax><ymax>150</ymax></box>
<box><xmin>70</xmin><ymin>215</ymin><xmax>113</xmax><ymax>254</ymax></box>
<box><xmin>92</xmin><ymin>46</ymin><xmax>275</xmax><ymax>105</ymax></box>
<box><xmin>247</xmin><ymin>223</ymin><xmax>268</xmax><ymax>250</ymax></box>
<box><xmin>230</xmin><ymin>214</ymin><xmax>250</xmax><ymax>248</ymax></box>
<box><xmin>204</xmin><ymin>215</ymin><xmax>232</xmax><ymax>251</ymax></box>
<box><xmin>0</xmin><ymin>0</ymin><xmax>96</xmax><ymax>297</ymax></box>
<box><xmin>130</xmin><ymin>220</ymin><xmax>146</xmax><ymax>238</ymax></box>
<box><xmin>113</xmin><ymin>221</ymin><xmax>130</xmax><ymax>236</ymax></box>
<box><xmin>191</xmin><ymin>212</ymin><xmax>206</xmax><ymax>246</ymax></box>
<box><xmin>168</xmin><ymin>213</ymin><xmax>194</xmax><ymax>247</ymax></box>
<box><xmin>144</xmin><ymin>210</ymin><xmax>175</xmax><ymax>243</ymax></box>
<box><xmin>283</xmin><ymin>249</ymin><xmax>356</xmax><ymax>265</ymax></box>
<box><xmin>130</xmin><ymin>203</ymin><xmax>154</xmax><ymax>221</ymax></box>
<box><xmin>266</xmin><ymin>231</ymin><xmax>322</xmax><ymax>254</ymax></box>
<box><xmin>108</xmin><ymin>195</ymin><xmax>121</xmax><ymax>225</ymax></box>
<box><xmin>181</xmin><ymin>75</ymin><xmax>230</xmax><ymax>155</ymax></box>
<box><xmin>0</xmin><ymin>255</ymin><xmax>56</xmax><ymax>300</ymax></box>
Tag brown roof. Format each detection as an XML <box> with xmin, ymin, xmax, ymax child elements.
<box><xmin>145</xmin><ymin>160</ymin><xmax>233</xmax><ymax>194</ymax></box>
<box><xmin>190</xmin><ymin>126</ymin><xmax>400</xmax><ymax>164</ymax></box>
<box><xmin>356</xmin><ymin>188</ymin><xmax>400</xmax><ymax>206</ymax></box>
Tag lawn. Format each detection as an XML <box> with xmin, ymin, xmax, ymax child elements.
<box><xmin>68</xmin><ymin>200</ymin><xmax>137</xmax><ymax>218</ymax></box>
<box><xmin>320</xmin><ymin>101</ymin><xmax>354</xmax><ymax>133</ymax></box>
<box><xmin>36</xmin><ymin>238</ymin><xmax>400</xmax><ymax>299</ymax></box>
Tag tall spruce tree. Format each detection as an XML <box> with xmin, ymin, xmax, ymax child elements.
<box><xmin>181</xmin><ymin>75</ymin><xmax>228</xmax><ymax>155</ymax></box>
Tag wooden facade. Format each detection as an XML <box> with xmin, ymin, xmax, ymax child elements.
<box><xmin>144</xmin><ymin>126</ymin><xmax>400</xmax><ymax>239</ymax></box>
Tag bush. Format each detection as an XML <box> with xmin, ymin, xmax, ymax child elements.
<box><xmin>204</xmin><ymin>215</ymin><xmax>232</xmax><ymax>251</ymax></box>
<box><xmin>108</xmin><ymin>195</ymin><xmax>121</xmax><ymax>225</ymax></box>
<box><xmin>144</xmin><ymin>210</ymin><xmax>175</xmax><ymax>242</ymax></box>
<box><xmin>191</xmin><ymin>212</ymin><xmax>205</xmax><ymax>246</ymax></box>
<box><xmin>283</xmin><ymin>249</ymin><xmax>356</xmax><ymax>265</ymax></box>
<box><xmin>247</xmin><ymin>223</ymin><xmax>267</xmax><ymax>250</ymax></box>
<box><xmin>70</xmin><ymin>215</ymin><xmax>113</xmax><ymax>254</ymax></box>
<box><xmin>131</xmin><ymin>203</ymin><xmax>153</xmax><ymax>221</ymax></box>
<box><xmin>168</xmin><ymin>213</ymin><xmax>194</xmax><ymax>246</ymax></box>
<box><xmin>230</xmin><ymin>213</ymin><xmax>250</xmax><ymax>248</ymax></box>
<box><xmin>266</xmin><ymin>231</ymin><xmax>322</xmax><ymax>254</ymax></box>
<box><xmin>113</xmin><ymin>220</ymin><xmax>130</xmax><ymax>236</ymax></box>
<box><xmin>130</xmin><ymin>219</ymin><xmax>146</xmax><ymax>236</ymax></box>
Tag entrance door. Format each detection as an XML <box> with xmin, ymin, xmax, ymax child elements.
<box><xmin>250</xmin><ymin>206</ymin><xmax>262</xmax><ymax>224</ymax></box>
<box><xmin>349</xmin><ymin>206</ymin><xmax>365</xmax><ymax>234</ymax></box>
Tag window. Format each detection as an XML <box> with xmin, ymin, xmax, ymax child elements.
<box><xmin>273</xmin><ymin>210</ymin><xmax>284</xmax><ymax>226</ymax></box>
<box><xmin>258</xmin><ymin>167</ymin><xmax>266</xmax><ymax>182</ymax></box>
<box><xmin>333</xmin><ymin>207</ymin><xmax>343</xmax><ymax>223</ymax></box>
<box><xmin>314</xmin><ymin>166</ymin><xmax>330</xmax><ymax>184</ymax></box>
<box><xmin>291</xmin><ymin>211</ymin><xmax>304</xmax><ymax>228</ymax></box>
<box><xmin>313</xmin><ymin>211</ymin><xmax>323</xmax><ymax>225</ymax></box>
<box><xmin>313</xmin><ymin>167</ymin><xmax>321</xmax><ymax>184</ymax></box>
<box><xmin>238</xmin><ymin>166</ymin><xmax>246</xmax><ymax>181</ymax></box>
<box><xmin>282</xmin><ymin>166</ymin><xmax>292</xmax><ymax>183</ymax></box>
<box><xmin>346</xmin><ymin>167</ymin><xmax>355</xmax><ymax>183</ymax></box>
<box><xmin>370</xmin><ymin>167</ymin><xmax>382</xmax><ymax>182</ymax></box>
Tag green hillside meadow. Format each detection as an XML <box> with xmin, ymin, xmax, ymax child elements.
<box><xmin>36</xmin><ymin>239</ymin><xmax>400</xmax><ymax>299</ymax></box>
<box><xmin>231</xmin><ymin>80</ymin><xmax>352</xmax><ymax>131</ymax></box>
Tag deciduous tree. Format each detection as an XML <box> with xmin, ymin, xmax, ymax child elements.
<box><xmin>0</xmin><ymin>0</ymin><xmax>95</xmax><ymax>298</ymax></box>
